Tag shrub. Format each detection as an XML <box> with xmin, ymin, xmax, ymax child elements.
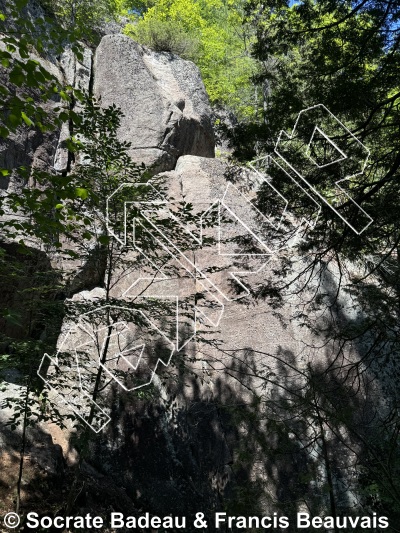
<box><xmin>125</xmin><ymin>18</ymin><xmax>199</xmax><ymax>60</ymax></box>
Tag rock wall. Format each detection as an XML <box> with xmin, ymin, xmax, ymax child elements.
<box><xmin>94</xmin><ymin>35</ymin><xmax>214</xmax><ymax>174</ymax></box>
<box><xmin>1</xmin><ymin>29</ymin><xmax>214</xmax><ymax>189</ymax></box>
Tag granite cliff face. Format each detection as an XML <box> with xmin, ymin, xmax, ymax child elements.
<box><xmin>0</xmin><ymin>26</ymin><xmax>386</xmax><ymax>529</ymax></box>
<box><xmin>94</xmin><ymin>35</ymin><xmax>215</xmax><ymax>173</ymax></box>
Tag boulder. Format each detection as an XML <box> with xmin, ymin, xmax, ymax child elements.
<box><xmin>93</xmin><ymin>35</ymin><xmax>215</xmax><ymax>174</ymax></box>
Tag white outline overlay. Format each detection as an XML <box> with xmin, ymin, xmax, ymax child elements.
<box><xmin>274</xmin><ymin>104</ymin><xmax>372</xmax><ymax>235</ymax></box>
<box><xmin>38</xmin><ymin>103</ymin><xmax>373</xmax><ymax>432</ymax></box>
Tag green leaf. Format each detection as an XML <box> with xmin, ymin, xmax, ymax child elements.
<box><xmin>59</xmin><ymin>90</ymin><xmax>70</xmax><ymax>101</ymax></box>
<box><xmin>98</xmin><ymin>235</ymin><xmax>110</xmax><ymax>244</ymax></box>
<box><xmin>8</xmin><ymin>114</ymin><xmax>20</xmax><ymax>127</ymax></box>
<box><xmin>75</xmin><ymin>187</ymin><xmax>89</xmax><ymax>200</ymax></box>
<box><xmin>21</xmin><ymin>112</ymin><xmax>34</xmax><ymax>127</ymax></box>
<box><xmin>0</xmin><ymin>126</ymin><xmax>9</xmax><ymax>138</ymax></box>
<box><xmin>15</xmin><ymin>0</ymin><xmax>28</xmax><ymax>9</ymax></box>
<box><xmin>1</xmin><ymin>309</ymin><xmax>22</xmax><ymax>326</ymax></box>
<box><xmin>58</xmin><ymin>111</ymin><xmax>70</xmax><ymax>122</ymax></box>
<box><xmin>9</xmin><ymin>70</ymin><xmax>25</xmax><ymax>86</ymax></box>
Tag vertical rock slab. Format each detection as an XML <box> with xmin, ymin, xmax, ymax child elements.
<box><xmin>93</xmin><ymin>35</ymin><xmax>215</xmax><ymax>174</ymax></box>
<box><xmin>53</xmin><ymin>46</ymin><xmax>93</xmax><ymax>173</ymax></box>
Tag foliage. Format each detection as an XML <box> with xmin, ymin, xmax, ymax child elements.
<box><xmin>231</xmin><ymin>0</ymin><xmax>400</xmax><ymax>269</ymax></box>
<box><xmin>230</xmin><ymin>0</ymin><xmax>400</xmax><ymax>523</ymax></box>
<box><xmin>41</xmin><ymin>0</ymin><xmax>118</xmax><ymax>37</ymax></box>
<box><xmin>132</xmin><ymin>17</ymin><xmax>200</xmax><ymax>57</ymax></box>
<box><xmin>0</xmin><ymin>0</ymin><xmax>84</xmax><ymax>141</ymax></box>
<box><xmin>245</xmin><ymin>0</ymin><xmax>394</xmax><ymax>133</ymax></box>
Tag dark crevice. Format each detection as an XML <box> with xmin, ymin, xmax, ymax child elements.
<box><xmin>57</xmin><ymin>50</ymin><xmax>76</xmax><ymax>176</ymax></box>
<box><xmin>88</xmin><ymin>48</ymin><xmax>95</xmax><ymax>98</ymax></box>
<box><xmin>63</xmin><ymin>97</ymin><xmax>75</xmax><ymax>176</ymax></box>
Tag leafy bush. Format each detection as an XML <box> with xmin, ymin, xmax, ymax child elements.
<box><xmin>126</xmin><ymin>18</ymin><xmax>199</xmax><ymax>59</ymax></box>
